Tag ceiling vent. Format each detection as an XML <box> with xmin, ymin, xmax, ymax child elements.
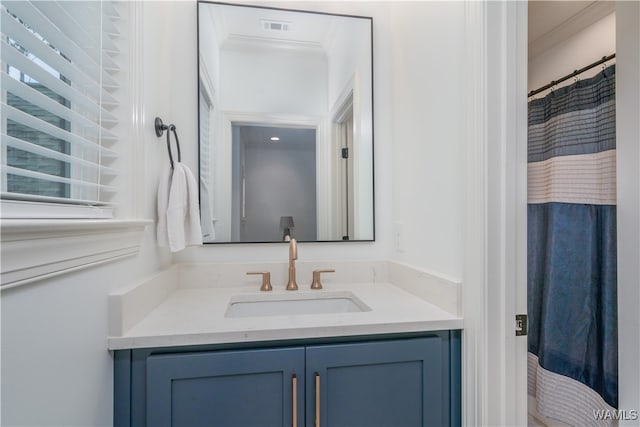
<box><xmin>261</xmin><ymin>19</ymin><xmax>292</xmax><ymax>32</ymax></box>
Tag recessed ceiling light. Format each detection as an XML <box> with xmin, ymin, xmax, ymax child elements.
<box><xmin>270</xmin><ymin>137</ymin><xmax>280</xmax><ymax>141</ymax></box>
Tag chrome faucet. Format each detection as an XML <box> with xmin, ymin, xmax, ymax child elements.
<box><xmin>286</xmin><ymin>238</ymin><xmax>298</xmax><ymax>290</ymax></box>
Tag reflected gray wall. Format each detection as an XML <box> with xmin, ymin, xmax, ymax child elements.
<box><xmin>236</xmin><ymin>126</ymin><xmax>317</xmax><ymax>241</ymax></box>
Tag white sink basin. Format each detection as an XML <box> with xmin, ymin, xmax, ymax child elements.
<box><xmin>225</xmin><ymin>291</ymin><xmax>371</xmax><ymax>318</ymax></box>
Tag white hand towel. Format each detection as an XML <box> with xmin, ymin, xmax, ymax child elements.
<box><xmin>166</xmin><ymin>163</ymin><xmax>203</xmax><ymax>252</ymax></box>
<box><xmin>157</xmin><ymin>162</ymin><xmax>203</xmax><ymax>252</ymax></box>
<box><xmin>156</xmin><ymin>164</ymin><xmax>172</xmax><ymax>248</ymax></box>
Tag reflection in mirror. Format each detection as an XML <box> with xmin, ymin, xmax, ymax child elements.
<box><xmin>233</xmin><ymin>125</ymin><xmax>317</xmax><ymax>242</ymax></box>
<box><xmin>198</xmin><ymin>1</ymin><xmax>373</xmax><ymax>243</ymax></box>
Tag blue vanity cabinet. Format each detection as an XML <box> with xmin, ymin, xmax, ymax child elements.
<box><xmin>114</xmin><ymin>331</ymin><xmax>461</xmax><ymax>427</ymax></box>
<box><xmin>144</xmin><ymin>347</ymin><xmax>305</xmax><ymax>427</ymax></box>
<box><xmin>306</xmin><ymin>336</ymin><xmax>452</xmax><ymax>427</ymax></box>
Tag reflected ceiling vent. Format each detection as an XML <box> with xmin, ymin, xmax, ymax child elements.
<box><xmin>261</xmin><ymin>19</ymin><xmax>292</xmax><ymax>32</ymax></box>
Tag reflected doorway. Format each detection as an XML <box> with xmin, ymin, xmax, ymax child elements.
<box><xmin>333</xmin><ymin>92</ymin><xmax>355</xmax><ymax>241</ymax></box>
<box><xmin>231</xmin><ymin>125</ymin><xmax>317</xmax><ymax>242</ymax></box>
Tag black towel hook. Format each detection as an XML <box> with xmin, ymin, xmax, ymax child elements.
<box><xmin>155</xmin><ymin>117</ymin><xmax>181</xmax><ymax>169</ymax></box>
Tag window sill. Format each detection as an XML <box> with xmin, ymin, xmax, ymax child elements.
<box><xmin>1</xmin><ymin>219</ymin><xmax>152</xmax><ymax>290</ymax></box>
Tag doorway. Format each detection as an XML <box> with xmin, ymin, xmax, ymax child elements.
<box><xmin>232</xmin><ymin>125</ymin><xmax>317</xmax><ymax>242</ymax></box>
<box><xmin>462</xmin><ymin>2</ymin><xmax>639</xmax><ymax>425</ymax></box>
<box><xmin>333</xmin><ymin>92</ymin><xmax>355</xmax><ymax>241</ymax></box>
<box><xmin>528</xmin><ymin>2</ymin><xmax>632</xmax><ymax>426</ymax></box>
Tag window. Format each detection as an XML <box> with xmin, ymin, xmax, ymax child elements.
<box><xmin>0</xmin><ymin>2</ymin><xmax>149</xmax><ymax>289</ymax></box>
<box><xmin>1</xmin><ymin>1</ymin><xmax>123</xmax><ymax>218</ymax></box>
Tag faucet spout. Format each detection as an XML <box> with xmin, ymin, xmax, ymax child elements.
<box><xmin>286</xmin><ymin>238</ymin><xmax>298</xmax><ymax>290</ymax></box>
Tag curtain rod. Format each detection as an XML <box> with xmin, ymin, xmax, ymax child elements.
<box><xmin>528</xmin><ymin>53</ymin><xmax>616</xmax><ymax>98</ymax></box>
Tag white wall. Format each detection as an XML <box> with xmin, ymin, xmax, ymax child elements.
<box><xmin>327</xmin><ymin>17</ymin><xmax>370</xmax><ymax>109</ymax></box>
<box><xmin>220</xmin><ymin>48</ymin><xmax>327</xmax><ymax>115</ymax></box>
<box><xmin>528</xmin><ymin>12</ymin><xmax>615</xmax><ymax>95</ymax></box>
<box><xmin>198</xmin><ymin>5</ymin><xmax>221</xmax><ymax>101</ymax></box>
<box><xmin>388</xmin><ymin>1</ymin><xmax>465</xmax><ymax>280</ymax></box>
<box><xmin>0</xmin><ymin>252</ymin><xmax>162</xmax><ymax>426</ymax></box>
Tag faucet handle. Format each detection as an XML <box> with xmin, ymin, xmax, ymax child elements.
<box><xmin>310</xmin><ymin>269</ymin><xmax>335</xmax><ymax>290</ymax></box>
<box><xmin>246</xmin><ymin>271</ymin><xmax>272</xmax><ymax>292</ymax></box>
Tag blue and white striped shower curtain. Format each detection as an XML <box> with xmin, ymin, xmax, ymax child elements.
<box><xmin>527</xmin><ymin>65</ymin><xmax>617</xmax><ymax>426</ymax></box>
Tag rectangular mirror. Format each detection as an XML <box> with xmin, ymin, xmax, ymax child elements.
<box><xmin>198</xmin><ymin>1</ymin><xmax>374</xmax><ymax>243</ymax></box>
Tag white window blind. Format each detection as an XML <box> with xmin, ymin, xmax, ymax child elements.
<box><xmin>1</xmin><ymin>1</ymin><xmax>123</xmax><ymax>217</ymax></box>
<box><xmin>199</xmin><ymin>84</ymin><xmax>212</xmax><ymax>188</ymax></box>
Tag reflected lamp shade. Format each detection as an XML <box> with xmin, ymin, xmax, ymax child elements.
<box><xmin>280</xmin><ymin>216</ymin><xmax>294</xmax><ymax>240</ymax></box>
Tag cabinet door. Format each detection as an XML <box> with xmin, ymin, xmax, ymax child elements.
<box><xmin>146</xmin><ymin>347</ymin><xmax>305</xmax><ymax>427</ymax></box>
<box><xmin>305</xmin><ymin>337</ymin><xmax>449</xmax><ymax>427</ymax></box>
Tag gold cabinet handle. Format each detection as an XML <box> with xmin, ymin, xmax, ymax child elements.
<box><xmin>314</xmin><ymin>372</ymin><xmax>321</xmax><ymax>427</ymax></box>
<box><xmin>292</xmin><ymin>374</ymin><xmax>297</xmax><ymax>427</ymax></box>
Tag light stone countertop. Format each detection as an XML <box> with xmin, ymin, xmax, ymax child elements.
<box><xmin>108</xmin><ymin>281</ymin><xmax>462</xmax><ymax>350</ymax></box>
